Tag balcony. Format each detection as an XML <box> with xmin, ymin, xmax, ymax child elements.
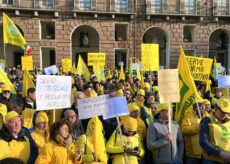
<box><xmin>213</xmin><ymin>2</ymin><xmax>230</xmax><ymax>16</ymax></box>
<box><xmin>73</xmin><ymin>0</ymin><xmax>134</xmax><ymax>13</ymax></box>
<box><xmin>34</xmin><ymin>0</ymin><xmax>58</xmax><ymax>10</ymax></box>
<box><xmin>0</xmin><ymin>0</ymin><xmax>20</xmax><ymax>8</ymax></box>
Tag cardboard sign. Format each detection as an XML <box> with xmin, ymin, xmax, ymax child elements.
<box><xmin>44</xmin><ymin>65</ymin><xmax>59</xmax><ymax>75</ymax></box>
<box><xmin>141</xmin><ymin>44</ymin><xmax>159</xmax><ymax>71</ymax></box>
<box><xmin>36</xmin><ymin>75</ymin><xmax>71</xmax><ymax>110</ymax></box>
<box><xmin>21</xmin><ymin>56</ymin><xmax>33</xmax><ymax>71</ymax></box>
<box><xmin>218</xmin><ymin>75</ymin><xmax>230</xmax><ymax>88</ymax></box>
<box><xmin>61</xmin><ymin>58</ymin><xmax>71</xmax><ymax>73</ymax></box>
<box><xmin>77</xmin><ymin>95</ymin><xmax>109</xmax><ymax>119</ymax></box>
<box><xmin>88</xmin><ymin>53</ymin><xmax>105</xmax><ymax>66</ymax></box>
<box><xmin>186</xmin><ymin>56</ymin><xmax>213</xmax><ymax>82</ymax></box>
<box><xmin>103</xmin><ymin>96</ymin><xmax>129</xmax><ymax>120</ymax></box>
<box><xmin>158</xmin><ymin>69</ymin><xmax>180</xmax><ymax>103</ymax></box>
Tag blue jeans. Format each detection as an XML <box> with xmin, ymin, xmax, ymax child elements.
<box><xmin>186</xmin><ymin>157</ymin><xmax>202</xmax><ymax>164</ymax></box>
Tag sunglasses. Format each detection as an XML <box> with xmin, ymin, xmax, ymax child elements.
<box><xmin>3</xmin><ymin>91</ymin><xmax>10</xmax><ymax>93</ymax></box>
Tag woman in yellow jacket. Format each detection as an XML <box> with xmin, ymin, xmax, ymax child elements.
<box><xmin>181</xmin><ymin>99</ymin><xmax>206</xmax><ymax>164</ymax></box>
<box><xmin>35</xmin><ymin>119</ymin><xmax>81</xmax><ymax>164</ymax></box>
<box><xmin>106</xmin><ymin>117</ymin><xmax>144</xmax><ymax>164</ymax></box>
<box><xmin>31</xmin><ymin>112</ymin><xmax>50</xmax><ymax>152</ymax></box>
<box><xmin>76</xmin><ymin>117</ymin><xmax>107</xmax><ymax>164</ymax></box>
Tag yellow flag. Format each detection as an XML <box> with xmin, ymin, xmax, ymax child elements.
<box><xmin>61</xmin><ymin>58</ymin><xmax>71</xmax><ymax>73</ymax></box>
<box><xmin>3</xmin><ymin>13</ymin><xmax>26</xmax><ymax>50</ymax></box>
<box><xmin>77</xmin><ymin>55</ymin><xmax>90</xmax><ymax>80</ymax></box>
<box><xmin>22</xmin><ymin>70</ymin><xmax>35</xmax><ymax>97</ymax></box>
<box><xmin>106</xmin><ymin>69</ymin><xmax>112</xmax><ymax>79</ymax></box>
<box><xmin>119</xmin><ymin>66</ymin><xmax>125</xmax><ymax>80</ymax></box>
<box><xmin>175</xmin><ymin>46</ymin><xmax>201</xmax><ymax>125</ymax></box>
<box><xmin>136</xmin><ymin>63</ymin><xmax>141</xmax><ymax>80</ymax></box>
<box><xmin>93</xmin><ymin>66</ymin><xmax>105</xmax><ymax>82</ymax></box>
<box><xmin>129</xmin><ymin>58</ymin><xmax>133</xmax><ymax>78</ymax></box>
<box><xmin>70</xmin><ymin>63</ymin><xmax>77</xmax><ymax>74</ymax></box>
<box><xmin>0</xmin><ymin>68</ymin><xmax>16</xmax><ymax>94</ymax></box>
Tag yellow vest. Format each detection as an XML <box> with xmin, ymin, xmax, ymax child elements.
<box><xmin>203</xmin><ymin>113</ymin><xmax>230</xmax><ymax>163</ymax></box>
<box><xmin>0</xmin><ymin>137</ymin><xmax>31</xmax><ymax>163</ymax></box>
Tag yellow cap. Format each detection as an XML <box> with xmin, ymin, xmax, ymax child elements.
<box><xmin>217</xmin><ymin>98</ymin><xmax>230</xmax><ymax>113</ymax></box>
<box><xmin>157</xmin><ymin>103</ymin><xmax>169</xmax><ymax>111</ymax></box>
<box><xmin>124</xmin><ymin>117</ymin><xmax>137</xmax><ymax>132</ymax></box>
<box><xmin>204</xmin><ymin>99</ymin><xmax>210</xmax><ymax>105</ymax></box>
<box><xmin>5</xmin><ymin>111</ymin><xmax>20</xmax><ymax>122</ymax></box>
<box><xmin>137</xmin><ymin>89</ymin><xmax>145</xmax><ymax>96</ymax></box>
<box><xmin>115</xmin><ymin>89</ymin><xmax>124</xmax><ymax>97</ymax></box>
<box><xmin>2</xmin><ymin>85</ymin><xmax>11</xmax><ymax>92</ymax></box>
<box><xmin>128</xmin><ymin>103</ymin><xmax>140</xmax><ymax>113</ymax></box>
<box><xmin>36</xmin><ymin>112</ymin><xmax>49</xmax><ymax>124</ymax></box>
<box><xmin>144</xmin><ymin>82</ymin><xmax>150</xmax><ymax>90</ymax></box>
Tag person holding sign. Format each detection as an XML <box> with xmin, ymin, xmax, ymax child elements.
<box><xmin>200</xmin><ymin>98</ymin><xmax>230</xmax><ymax>163</ymax></box>
<box><xmin>106</xmin><ymin>117</ymin><xmax>145</xmax><ymax>164</ymax></box>
<box><xmin>146</xmin><ymin>103</ymin><xmax>184</xmax><ymax>164</ymax></box>
<box><xmin>181</xmin><ymin>99</ymin><xmax>206</xmax><ymax>164</ymax></box>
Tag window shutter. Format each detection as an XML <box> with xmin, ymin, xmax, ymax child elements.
<box><xmin>14</xmin><ymin>0</ymin><xmax>19</xmax><ymax>6</ymax></box>
<box><xmin>91</xmin><ymin>0</ymin><xmax>96</xmax><ymax>11</ymax></box>
<box><xmin>196</xmin><ymin>0</ymin><xmax>201</xmax><ymax>15</ymax></box>
<box><xmin>180</xmin><ymin>0</ymin><xmax>185</xmax><ymax>14</ymax></box>
<box><xmin>110</xmin><ymin>0</ymin><xmax>116</xmax><ymax>12</ymax></box>
<box><xmin>162</xmin><ymin>0</ymin><xmax>167</xmax><ymax>13</ymax></box>
<box><xmin>213</xmin><ymin>0</ymin><xmax>219</xmax><ymax>15</ymax></box>
<box><xmin>128</xmin><ymin>0</ymin><xmax>133</xmax><ymax>12</ymax></box>
<box><xmin>146</xmin><ymin>0</ymin><xmax>151</xmax><ymax>14</ymax></box>
<box><xmin>74</xmin><ymin>0</ymin><xmax>80</xmax><ymax>10</ymax></box>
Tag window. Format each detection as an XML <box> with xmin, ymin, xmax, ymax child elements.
<box><xmin>117</xmin><ymin>0</ymin><xmax>128</xmax><ymax>12</ymax></box>
<box><xmin>185</xmin><ymin>0</ymin><xmax>196</xmax><ymax>14</ymax></box>
<box><xmin>115</xmin><ymin>24</ymin><xmax>128</xmax><ymax>41</ymax></box>
<box><xmin>151</xmin><ymin>0</ymin><xmax>162</xmax><ymax>13</ymax></box>
<box><xmin>183</xmin><ymin>25</ymin><xmax>196</xmax><ymax>43</ymax></box>
<box><xmin>2</xmin><ymin>0</ymin><xmax>13</xmax><ymax>5</ymax></box>
<box><xmin>41</xmin><ymin>48</ymin><xmax>56</xmax><ymax>68</ymax></box>
<box><xmin>184</xmin><ymin>49</ymin><xmax>196</xmax><ymax>56</ymax></box>
<box><xmin>218</xmin><ymin>0</ymin><xmax>226</xmax><ymax>14</ymax></box>
<box><xmin>80</xmin><ymin>0</ymin><xmax>91</xmax><ymax>11</ymax></box>
<box><xmin>42</xmin><ymin>0</ymin><xmax>54</xmax><ymax>8</ymax></box>
<box><xmin>41</xmin><ymin>21</ymin><xmax>55</xmax><ymax>40</ymax></box>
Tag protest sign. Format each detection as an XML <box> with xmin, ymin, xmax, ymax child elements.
<box><xmin>218</xmin><ymin>75</ymin><xmax>230</xmax><ymax>88</ymax></box>
<box><xmin>88</xmin><ymin>53</ymin><xmax>105</xmax><ymax>66</ymax></box>
<box><xmin>36</xmin><ymin>75</ymin><xmax>71</xmax><ymax>110</ymax></box>
<box><xmin>141</xmin><ymin>44</ymin><xmax>159</xmax><ymax>71</ymax></box>
<box><xmin>158</xmin><ymin>69</ymin><xmax>180</xmax><ymax>103</ymax></box>
<box><xmin>61</xmin><ymin>58</ymin><xmax>71</xmax><ymax>73</ymax></box>
<box><xmin>21</xmin><ymin>56</ymin><xmax>33</xmax><ymax>71</ymax></box>
<box><xmin>186</xmin><ymin>56</ymin><xmax>213</xmax><ymax>82</ymax></box>
<box><xmin>103</xmin><ymin>96</ymin><xmax>129</xmax><ymax>120</ymax></box>
<box><xmin>77</xmin><ymin>95</ymin><xmax>108</xmax><ymax>119</ymax></box>
<box><xmin>44</xmin><ymin>65</ymin><xmax>59</xmax><ymax>75</ymax></box>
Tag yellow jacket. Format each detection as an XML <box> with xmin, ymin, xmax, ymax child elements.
<box><xmin>0</xmin><ymin>134</ymin><xmax>31</xmax><ymax>163</ymax></box>
<box><xmin>137</xmin><ymin>118</ymin><xmax>146</xmax><ymax>142</ymax></box>
<box><xmin>0</xmin><ymin>103</ymin><xmax>7</xmax><ymax>129</ymax></box>
<box><xmin>181</xmin><ymin>108</ymin><xmax>202</xmax><ymax>158</ymax></box>
<box><xmin>31</xmin><ymin>128</ymin><xmax>50</xmax><ymax>152</ymax></box>
<box><xmin>22</xmin><ymin>108</ymin><xmax>35</xmax><ymax>129</ymax></box>
<box><xmin>106</xmin><ymin>130</ymin><xmax>144</xmax><ymax>164</ymax></box>
<box><xmin>35</xmin><ymin>140</ymin><xmax>80</xmax><ymax>164</ymax></box>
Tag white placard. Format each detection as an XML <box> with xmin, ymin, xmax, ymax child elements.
<box><xmin>132</xmin><ymin>63</ymin><xmax>141</xmax><ymax>70</ymax></box>
<box><xmin>77</xmin><ymin>95</ymin><xmax>109</xmax><ymax>120</ymax></box>
<box><xmin>36</xmin><ymin>75</ymin><xmax>72</xmax><ymax>110</ymax></box>
<box><xmin>103</xmin><ymin>96</ymin><xmax>129</xmax><ymax>120</ymax></box>
<box><xmin>44</xmin><ymin>65</ymin><xmax>59</xmax><ymax>75</ymax></box>
<box><xmin>218</xmin><ymin>75</ymin><xmax>230</xmax><ymax>88</ymax></box>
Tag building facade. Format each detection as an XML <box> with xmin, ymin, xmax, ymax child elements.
<box><xmin>0</xmin><ymin>0</ymin><xmax>230</xmax><ymax>70</ymax></box>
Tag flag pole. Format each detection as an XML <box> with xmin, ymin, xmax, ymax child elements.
<box><xmin>3</xmin><ymin>44</ymin><xmax>7</xmax><ymax>68</ymax></box>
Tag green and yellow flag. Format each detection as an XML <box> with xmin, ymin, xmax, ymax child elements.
<box><xmin>22</xmin><ymin>70</ymin><xmax>35</xmax><ymax>97</ymax></box>
<box><xmin>175</xmin><ymin>46</ymin><xmax>201</xmax><ymax>125</ymax></box>
<box><xmin>77</xmin><ymin>55</ymin><xmax>90</xmax><ymax>80</ymax></box>
<box><xmin>3</xmin><ymin>13</ymin><xmax>32</xmax><ymax>55</ymax></box>
<box><xmin>128</xmin><ymin>58</ymin><xmax>133</xmax><ymax>78</ymax></box>
<box><xmin>93</xmin><ymin>66</ymin><xmax>105</xmax><ymax>82</ymax></box>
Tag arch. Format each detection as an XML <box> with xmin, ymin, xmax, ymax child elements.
<box><xmin>208</xmin><ymin>28</ymin><xmax>230</xmax><ymax>69</ymax></box>
<box><xmin>71</xmin><ymin>25</ymin><xmax>100</xmax><ymax>66</ymax></box>
<box><xmin>0</xmin><ymin>22</ymin><xmax>25</xmax><ymax>67</ymax></box>
<box><xmin>142</xmin><ymin>26</ymin><xmax>170</xmax><ymax>68</ymax></box>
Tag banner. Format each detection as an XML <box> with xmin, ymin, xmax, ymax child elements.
<box><xmin>186</xmin><ymin>56</ymin><xmax>213</xmax><ymax>82</ymax></box>
<box><xmin>175</xmin><ymin>46</ymin><xmax>201</xmax><ymax>125</ymax></box>
<box><xmin>44</xmin><ymin>65</ymin><xmax>59</xmax><ymax>75</ymax></box>
<box><xmin>158</xmin><ymin>69</ymin><xmax>180</xmax><ymax>103</ymax></box>
<box><xmin>21</xmin><ymin>56</ymin><xmax>33</xmax><ymax>71</ymax></box>
<box><xmin>88</xmin><ymin>53</ymin><xmax>105</xmax><ymax>66</ymax></box>
<box><xmin>141</xmin><ymin>44</ymin><xmax>159</xmax><ymax>71</ymax></box>
<box><xmin>218</xmin><ymin>75</ymin><xmax>230</xmax><ymax>88</ymax></box>
<box><xmin>77</xmin><ymin>95</ymin><xmax>109</xmax><ymax>119</ymax></box>
<box><xmin>36</xmin><ymin>75</ymin><xmax>71</xmax><ymax>110</ymax></box>
<box><xmin>103</xmin><ymin>96</ymin><xmax>129</xmax><ymax>120</ymax></box>
<box><xmin>61</xmin><ymin>58</ymin><xmax>71</xmax><ymax>73</ymax></box>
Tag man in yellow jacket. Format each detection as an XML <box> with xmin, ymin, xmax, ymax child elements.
<box><xmin>0</xmin><ymin>111</ymin><xmax>38</xmax><ymax>164</ymax></box>
<box><xmin>181</xmin><ymin>99</ymin><xmax>206</xmax><ymax>164</ymax></box>
<box><xmin>200</xmin><ymin>98</ymin><xmax>230</xmax><ymax>163</ymax></box>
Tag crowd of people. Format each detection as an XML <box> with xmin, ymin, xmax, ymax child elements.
<box><xmin>0</xmin><ymin>65</ymin><xmax>229</xmax><ymax>164</ymax></box>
